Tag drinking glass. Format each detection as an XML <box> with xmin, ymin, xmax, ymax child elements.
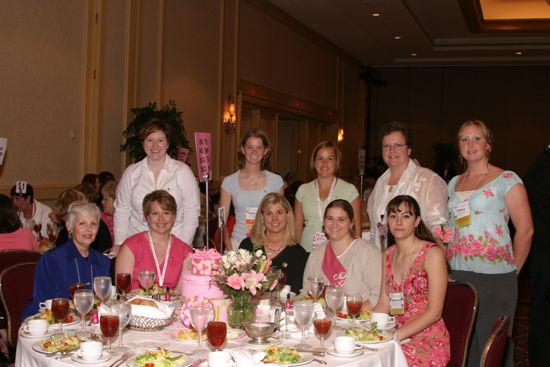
<box><xmin>94</xmin><ymin>276</ymin><xmax>112</xmax><ymax>305</ymax></box>
<box><xmin>100</xmin><ymin>312</ymin><xmax>119</xmax><ymax>352</ymax></box>
<box><xmin>346</xmin><ymin>294</ymin><xmax>363</xmax><ymax>325</ymax></box>
<box><xmin>190</xmin><ymin>305</ymin><xmax>212</xmax><ymax>354</ymax></box>
<box><xmin>293</xmin><ymin>300</ymin><xmax>314</xmax><ymax>349</ymax></box>
<box><xmin>325</xmin><ymin>285</ymin><xmax>344</xmax><ymax>319</ymax></box>
<box><xmin>110</xmin><ymin>301</ymin><xmax>132</xmax><ymax>351</ymax></box>
<box><xmin>138</xmin><ymin>270</ymin><xmax>155</xmax><ymax>293</ymax></box>
<box><xmin>69</xmin><ymin>282</ymin><xmax>87</xmax><ymax>301</ymax></box>
<box><xmin>306</xmin><ymin>277</ymin><xmax>325</xmax><ymax>303</ymax></box>
<box><xmin>206</xmin><ymin>321</ymin><xmax>227</xmax><ymax>350</ymax></box>
<box><xmin>116</xmin><ymin>273</ymin><xmax>132</xmax><ymax>299</ymax></box>
<box><xmin>46</xmin><ymin>222</ymin><xmax>58</xmax><ymax>244</ymax></box>
<box><xmin>313</xmin><ymin>311</ymin><xmax>332</xmax><ymax>352</ymax></box>
<box><xmin>73</xmin><ymin>289</ymin><xmax>94</xmax><ymax>333</ymax></box>
<box><xmin>51</xmin><ymin>298</ymin><xmax>69</xmax><ymax>333</ymax></box>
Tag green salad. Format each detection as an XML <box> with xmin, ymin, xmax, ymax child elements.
<box><xmin>263</xmin><ymin>346</ymin><xmax>302</xmax><ymax>364</ymax></box>
<box><xmin>41</xmin><ymin>334</ymin><xmax>82</xmax><ymax>353</ymax></box>
<box><xmin>132</xmin><ymin>348</ymin><xmax>186</xmax><ymax>367</ymax></box>
<box><xmin>345</xmin><ymin>325</ymin><xmax>391</xmax><ymax>342</ymax></box>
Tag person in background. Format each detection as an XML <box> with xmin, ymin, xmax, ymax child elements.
<box><xmin>0</xmin><ymin>194</ymin><xmax>39</xmax><ymax>251</ymax></box>
<box><xmin>116</xmin><ymin>190</ymin><xmax>193</xmax><ymax>290</ymax></box>
<box><xmin>98</xmin><ymin>171</ymin><xmax>115</xmax><ymax>187</ymax></box>
<box><xmin>374</xmin><ymin>195</ymin><xmax>450</xmax><ymax>367</ymax></box>
<box><xmin>52</xmin><ymin>188</ymin><xmax>112</xmax><ymax>253</ymax></box>
<box><xmin>525</xmin><ymin>144</ymin><xmax>550</xmax><ymax>367</ymax></box>
<box><xmin>220</xmin><ymin>128</ymin><xmax>284</xmax><ymax>250</ymax></box>
<box><xmin>447</xmin><ymin>119</ymin><xmax>533</xmax><ymax>367</ymax></box>
<box><xmin>303</xmin><ymin>199</ymin><xmax>381</xmax><ymax>309</ymax></box>
<box><xmin>368</xmin><ymin>121</ymin><xmax>448</xmax><ymax>249</ymax></box>
<box><xmin>239</xmin><ymin>193</ymin><xmax>308</xmax><ymax>293</ymax></box>
<box><xmin>81</xmin><ymin>173</ymin><xmax>100</xmax><ymax>203</ymax></box>
<box><xmin>22</xmin><ymin>201</ymin><xmax>111</xmax><ymax>319</ymax></box>
<box><xmin>10</xmin><ymin>183</ymin><xmax>52</xmax><ymax>239</ymax></box>
<box><xmin>100</xmin><ymin>180</ymin><xmax>117</xmax><ymax>246</ymax></box>
<box><xmin>115</xmin><ymin>119</ymin><xmax>200</xmax><ymax>251</ymax></box>
<box><xmin>294</xmin><ymin>141</ymin><xmax>361</xmax><ymax>252</ymax></box>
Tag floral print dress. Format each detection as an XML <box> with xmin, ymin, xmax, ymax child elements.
<box><xmin>385</xmin><ymin>242</ymin><xmax>450</xmax><ymax>367</ymax></box>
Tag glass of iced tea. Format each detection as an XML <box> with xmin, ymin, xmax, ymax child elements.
<box><xmin>116</xmin><ymin>273</ymin><xmax>132</xmax><ymax>298</ymax></box>
<box><xmin>69</xmin><ymin>282</ymin><xmax>87</xmax><ymax>301</ymax></box>
<box><xmin>51</xmin><ymin>298</ymin><xmax>70</xmax><ymax>333</ymax></box>
<box><xmin>346</xmin><ymin>294</ymin><xmax>363</xmax><ymax>326</ymax></box>
<box><xmin>100</xmin><ymin>312</ymin><xmax>120</xmax><ymax>352</ymax></box>
<box><xmin>313</xmin><ymin>311</ymin><xmax>332</xmax><ymax>352</ymax></box>
<box><xmin>206</xmin><ymin>321</ymin><xmax>227</xmax><ymax>350</ymax></box>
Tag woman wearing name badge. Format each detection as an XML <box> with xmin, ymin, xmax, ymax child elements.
<box><xmin>294</xmin><ymin>141</ymin><xmax>361</xmax><ymax>253</ymax></box>
<box><xmin>116</xmin><ymin>190</ymin><xmax>193</xmax><ymax>291</ymax></box>
<box><xmin>303</xmin><ymin>199</ymin><xmax>381</xmax><ymax>309</ymax></box>
<box><xmin>447</xmin><ymin>120</ymin><xmax>533</xmax><ymax>367</ymax></box>
<box><xmin>239</xmin><ymin>193</ymin><xmax>309</xmax><ymax>293</ymax></box>
<box><xmin>374</xmin><ymin>195</ymin><xmax>450</xmax><ymax>367</ymax></box>
<box><xmin>114</xmin><ymin>119</ymin><xmax>200</xmax><ymax>252</ymax></box>
<box><xmin>367</xmin><ymin>121</ymin><xmax>448</xmax><ymax>250</ymax></box>
<box><xmin>220</xmin><ymin>128</ymin><xmax>284</xmax><ymax>251</ymax></box>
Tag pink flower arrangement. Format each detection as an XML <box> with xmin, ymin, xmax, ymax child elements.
<box><xmin>211</xmin><ymin>249</ymin><xmax>282</xmax><ymax>298</ymax></box>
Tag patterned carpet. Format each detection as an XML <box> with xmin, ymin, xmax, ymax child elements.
<box><xmin>513</xmin><ymin>272</ymin><xmax>531</xmax><ymax>367</ymax></box>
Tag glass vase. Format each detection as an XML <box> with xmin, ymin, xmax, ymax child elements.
<box><xmin>227</xmin><ymin>293</ymin><xmax>254</xmax><ymax>329</ymax></box>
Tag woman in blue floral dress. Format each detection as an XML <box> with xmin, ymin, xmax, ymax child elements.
<box><xmin>447</xmin><ymin>120</ymin><xmax>533</xmax><ymax>367</ymax></box>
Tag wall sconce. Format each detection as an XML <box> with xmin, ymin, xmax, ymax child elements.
<box><xmin>337</xmin><ymin>127</ymin><xmax>344</xmax><ymax>143</ymax></box>
<box><xmin>223</xmin><ymin>94</ymin><xmax>236</xmax><ymax>133</ymax></box>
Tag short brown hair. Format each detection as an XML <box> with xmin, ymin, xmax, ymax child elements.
<box><xmin>142</xmin><ymin>190</ymin><xmax>177</xmax><ymax>216</ymax></box>
<box><xmin>139</xmin><ymin>119</ymin><xmax>173</xmax><ymax>142</ymax></box>
<box><xmin>237</xmin><ymin>128</ymin><xmax>272</xmax><ymax>170</ymax></box>
<box><xmin>378</xmin><ymin>121</ymin><xmax>414</xmax><ymax>148</ymax></box>
<box><xmin>52</xmin><ymin>189</ymin><xmax>87</xmax><ymax>224</ymax></box>
<box><xmin>310</xmin><ymin>141</ymin><xmax>342</xmax><ymax>172</ymax></box>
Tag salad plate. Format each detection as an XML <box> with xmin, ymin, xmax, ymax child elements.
<box><xmin>326</xmin><ymin>346</ymin><xmax>363</xmax><ymax>358</ymax></box>
<box><xmin>345</xmin><ymin>326</ymin><xmax>394</xmax><ymax>345</ymax></box>
<box><xmin>127</xmin><ymin>348</ymin><xmax>187</xmax><ymax>367</ymax></box>
<box><xmin>31</xmin><ymin>334</ymin><xmax>83</xmax><ymax>354</ymax></box>
<box><xmin>262</xmin><ymin>347</ymin><xmax>313</xmax><ymax>366</ymax></box>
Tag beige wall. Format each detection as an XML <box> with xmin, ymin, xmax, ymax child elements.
<box><xmin>0</xmin><ymin>0</ymin><xmax>365</xmax><ymax>200</ymax></box>
<box><xmin>369</xmin><ymin>66</ymin><xmax>550</xmax><ymax>176</ymax></box>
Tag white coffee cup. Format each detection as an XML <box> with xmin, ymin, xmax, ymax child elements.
<box><xmin>334</xmin><ymin>335</ymin><xmax>358</xmax><ymax>355</ymax></box>
<box><xmin>208</xmin><ymin>350</ymin><xmax>230</xmax><ymax>367</ymax></box>
<box><xmin>39</xmin><ymin>299</ymin><xmax>52</xmax><ymax>310</ymax></box>
<box><xmin>77</xmin><ymin>341</ymin><xmax>103</xmax><ymax>360</ymax></box>
<box><xmin>23</xmin><ymin>319</ymin><xmax>48</xmax><ymax>336</ymax></box>
<box><xmin>370</xmin><ymin>312</ymin><xmax>395</xmax><ymax>329</ymax></box>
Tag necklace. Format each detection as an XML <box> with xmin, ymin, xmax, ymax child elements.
<box><xmin>265</xmin><ymin>244</ymin><xmax>285</xmax><ymax>257</ymax></box>
<box><xmin>458</xmin><ymin>168</ymin><xmax>488</xmax><ymax>192</ymax></box>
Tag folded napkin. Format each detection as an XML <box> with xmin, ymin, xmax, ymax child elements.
<box><xmin>229</xmin><ymin>350</ymin><xmax>266</xmax><ymax>367</ymax></box>
<box><xmin>123</xmin><ymin>296</ymin><xmax>175</xmax><ymax>319</ymax></box>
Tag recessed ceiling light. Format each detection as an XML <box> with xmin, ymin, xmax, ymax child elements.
<box><xmin>411</xmin><ymin>53</ymin><xmax>417</xmax><ymax>57</ymax></box>
<box><xmin>515</xmin><ymin>51</ymin><xmax>523</xmax><ymax>55</ymax></box>
<box><xmin>371</xmin><ymin>12</ymin><xmax>381</xmax><ymax>17</ymax></box>
<box><xmin>394</xmin><ymin>35</ymin><xmax>402</xmax><ymax>40</ymax></box>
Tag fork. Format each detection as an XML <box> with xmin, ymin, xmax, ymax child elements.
<box><xmin>109</xmin><ymin>351</ymin><xmax>131</xmax><ymax>367</ymax></box>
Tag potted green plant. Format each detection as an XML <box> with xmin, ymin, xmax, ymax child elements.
<box><xmin>120</xmin><ymin>100</ymin><xmax>191</xmax><ymax>162</ymax></box>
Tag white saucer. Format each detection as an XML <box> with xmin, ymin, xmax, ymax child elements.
<box><xmin>70</xmin><ymin>352</ymin><xmax>112</xmax><ymax>364</ymax></box>
<box><xmin>129</xmin><ymin>339</ymin><xmax>167</xmax><ymax>350</ymax></box>
<box><xmin>19</xmin><ymin>329</ymin><xmax>53</xmax><ymax>339</ymax></box>
<box><xmin>326</xmin><ymin>347</ymin><xmax>363</xmax><ymax>358</ymax></box>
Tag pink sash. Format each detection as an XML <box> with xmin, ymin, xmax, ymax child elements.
<box><xmin>321</xmin><ymin>242</ymin><xmax>347</xmax><ymax>287</ymax></box>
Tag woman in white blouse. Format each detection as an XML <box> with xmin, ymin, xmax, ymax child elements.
<box><xmin>114</xmin><ymin>119</ymin><xmax>200</xmax><ymax>250</ymax></box>
<box><xmin>367</xmin><ymin>121</ymin><xmax>448</xmax><ymax>249</ymax></box>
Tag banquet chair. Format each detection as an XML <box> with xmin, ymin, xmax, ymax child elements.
<box><xmin>0</xmin><ymin>261</ymin><xmax>38</xmax><ymax>348</ymax></box>
<box><xmin>442</xmin><ymin>281</ymin><xmax>478</xmax><ymax>367</ymax></box>
<box><xmin>0</xmin><ymin>250</ymin><xmax>41</xmax><ymax>330</ymax></box>
<box><xmin>480</xmin><ymin>316</ymin><xmax>511</xmax><ymax>367</ymax></box>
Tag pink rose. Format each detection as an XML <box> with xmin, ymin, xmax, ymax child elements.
<box><xmin>227</xmin><ymin>274</ymin><xmax>244</xmax><ymax>290</ymax></box>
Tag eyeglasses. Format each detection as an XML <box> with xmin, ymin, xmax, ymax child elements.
<box><xmin>382</xmin><ymin>143</ymin><xmax>407</xmax><ymax>151</ymax></box>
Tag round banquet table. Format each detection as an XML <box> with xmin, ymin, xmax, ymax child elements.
<box><xmin>16</xmin><ymin>322</ymin><xmax>408</xmax><ymax>367</ymax></box>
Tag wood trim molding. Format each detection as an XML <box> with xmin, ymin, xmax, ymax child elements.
<box><xmin>459</xmin><ymin>0</ymin><xmax>550</xmax><ymax>33</ymax></box>
<box><xmin>239</xmin><ymin>79</ymin><xmax>338</xmax><ymax>123</ymax></box>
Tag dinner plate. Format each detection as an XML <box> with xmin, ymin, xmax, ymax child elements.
<box><xmin>125</xmin><ymin>352</ymin><xmax>189</xmax><ymax>367</ymax></box>
<box><xmin>359</xmin><ymin>331</ymin><xmax>393</xmax><ymax>345</ymax></box>
<box><xmin>25</xmin><ymin>314</ymin><xmax>81</xmax><ymax>328</ymax></box>
<box><xmin>70</xmin><ymin>351</ymin><xmax>112</xmax><ymax>364</ymax></box>
<box><xmin>326</xmin><ymin>347</ymin><xmax>364</xmax><ymax>358</ymax></box>
<box><xmin>267</xmin><ymin>352</ymin><xmax>314</xmax><ymax>366</ymax></box>
<box><xmin>32</xmin><ymin>339</ymin><xmax>80</xmax><ymax>354</ymax></box>
<box><xmin>129</xmin><ymin>339</ymin><xmax>168</xmax><ymax>350</ymax></box>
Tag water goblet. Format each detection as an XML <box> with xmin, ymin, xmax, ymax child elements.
<box><xmin>51</xmin><ymin>298</ymin><xmax>70</xmax><ymax>333</ymax></box>
<box><xmin>207</xmin><ymin>321</ymin><xmax>227</xmax><ymax>350</ymax></box>
<box><xmin>100</xmin><ymin>312</ymin><xmax>119</xmax><ymax>353</ymax></box>
<box><xmin>346</xmin><ymin>294</ymin><xmax>363</xmax><ymax>325</ymax></box>
<box><xmin>93</xmin><ymin>276</ymin><xmax>112</xmax><ymax>305</ymax></box>
<box><xmin>116</xmin><ymin>273</ymin><xmax>132</xmax><ymax>299</ymax></box>
<box><xmin>306</xmin><ymin>277</ymin><xmax>325</xmax><ymax>303</ymax></box>
<box><xmin>138</xmin><ymin>270</ymin><xmax>155</xmax><ymax>293</ymax></box>
<box><xmin>110</xmin><ymin>301</ymin><xmax>132</xmax><ymax>351</ymax></box>
<box><xmin>293</xmin><ymin>300</ymin><xmax>314</xmax><ymax>349</ymax></box>
<box><xmin>325</xmin><ymin>285</ymin><xmax>344</xmax><ymax>319</ymax></box>
<box><xmin>313</xmin><ymin>311</ymin><xmax>332</xmax><ymax>352</ymax></box>
<box><xmin>190</xmin><ymin>305</ymin><xmax>212</xmax><ymax>354</ymax></box>
<box><xmin>73</xmin><ymin>289</ymin><xmax>94</xmax><ymax>333</ymax></box>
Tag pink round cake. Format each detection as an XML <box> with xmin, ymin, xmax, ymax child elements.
<box><xmin>179</xmin><ymin>272</ymin><xmax>224</xmax><ymax>299</ymax></box>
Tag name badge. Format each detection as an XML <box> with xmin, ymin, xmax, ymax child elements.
<box><xmin>452</xmin><ymin>201</ymin><xmax>471</xmax><ymax>228</ymax></box>
<box><xmin>245</xmin><ymin>207</ymin><xmax>258</xmax><ymax>236</ymax></box>
<box><xmin>389</xmin><ymin>292</ymin><xmax>404</xmax><ymax>315</ymax></box>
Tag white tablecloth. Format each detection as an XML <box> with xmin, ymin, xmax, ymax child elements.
<box><xmin>16</xmin><ymin>324</ymin><xmax>408</xmax><ymax>367</ymax></box>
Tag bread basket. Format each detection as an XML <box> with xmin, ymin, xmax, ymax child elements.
<box><xmin>127</xmin><ymin>296</ymin><xmax>176</xmax><ymax>331</ymax></box>
<box><xmin>128</xmin><ymin>313</ymin><xmax>175</xmax><ymax>331</ymax></box>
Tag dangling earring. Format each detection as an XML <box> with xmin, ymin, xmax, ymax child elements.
<box><xmin>415</xmin><ymin>226</ymin><xmax>419</xmax><ymax>234</ymax></box>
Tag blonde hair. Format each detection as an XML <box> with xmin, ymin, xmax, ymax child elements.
<box><xmin>457</xmin><ymin>119</ymin><xmax>494</xmax><ymax>165</ymax></box>
<box><xmin>310</xmin><ymin>141</ymin><xmax>341</xmax><ymax>172</ymax></box>
<box><xmin>249</xmin><ymin>193</ymin><xmax>296</xmax><ymax>247</ymax></box>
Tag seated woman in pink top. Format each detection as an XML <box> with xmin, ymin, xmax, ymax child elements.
<box><xmin>115</xmin><ymin>190</ymin><xmax>193</xmax><ymax>290</ymax></box>
<box><xmin>0</xmin><ymin>194</ymin><xmax>39</xmax><ymax>251</ymax></box>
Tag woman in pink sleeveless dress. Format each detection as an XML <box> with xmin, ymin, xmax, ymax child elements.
<box><xmin>374</xmin><ymin>195</ymin><xmax>450</xmax><ymax>367</ymax></box>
